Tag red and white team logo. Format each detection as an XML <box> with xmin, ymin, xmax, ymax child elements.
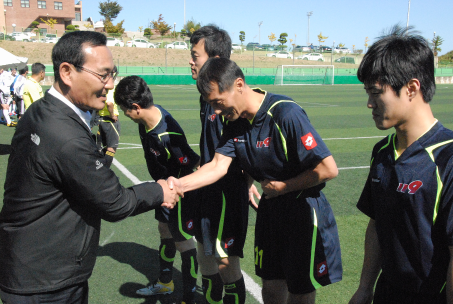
<box><xmin>186</xmin><ymin>219</ymin><xmax>194</xmax><ymax>230</ymax></box>
<box><xmin>396</xmin><ymin>180</ymin><xmax>423</xmax><ymax>194</ymax></box>
<box><xmin>225</xmin><ymin>237</ymin><xmax>235</xmax><ymax>248</ymax></box>
<box><xmin>208</xmin><ymin>114</ymin><xmax>216</xmax><ymax>122</ymax></box>
<box><xmin>301</xmin><ymin>133</ymin><xmax>317</xmax><ymax>150</ymax></box>
<box><xmin>256</xmin><ymin>137</ymin><xmax>271</xmax><ymax>148</ymax></box>
<box><xmin>179</xmin><ymin>156</ymin><xmax>189</xmax><ymax>164</ymax></box>
<box><xmin>150</xmin><ymin>148</ymin><xmax>160</xmax><ymax>156</ymax></box>
<box><xmin>317</xmin><ymin>261</ymin><xmax>328</xmax><ymax>277</ymax></box>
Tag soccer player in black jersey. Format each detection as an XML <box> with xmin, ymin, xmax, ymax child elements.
<box><xmin>188</xmin><ymin>26</ymin><xmax>259</xmax><ymax>304</ymax></box>
<box><xmin>115</xmin><ymin>76</ymin><xmax>199</xmax><ymax>304</ymax></box>
<box><xmin>349</xmin><ymin>26</ymin><xmax>453</xmax><ymax>304</ymax></box>
<box><xmin>170</xmin><ymin>58</ymin><xmax>343</xmax><ymax>304</ymax></box>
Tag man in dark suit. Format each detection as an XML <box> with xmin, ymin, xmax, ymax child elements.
<box><xmin>0</xmin><ymin>31</ymin><xmax>181</xmax><ymax>304</ymax></box>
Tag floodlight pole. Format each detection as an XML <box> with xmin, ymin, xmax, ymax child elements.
<box><xmin>184</xmin><ymin>0</ymin><xmax>186</xmax><ymax>26</ymax></box>
<box><xmin>406</xmin><ymin>0</ymin><xmax>411</xmax><ymax>29</ymax></box>
<box><xmin>307</xmin><ymin>11</ymin><xmax>313</xmax><ymax>45</ymax></box>
<box><xmin>258</xmin><ymin>21</ymin><xmax>263</xmax><ymax>44</ymax></box>
<box><xmin>331</xmin><ymin>40</ymin><xmax>334</xmax><ymax>63</ymax></box>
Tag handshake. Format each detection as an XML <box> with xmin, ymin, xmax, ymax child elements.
<box><xmin>156</xmin><ymin>177</ymin><xmax>184</xmax><ymax>209</ymax></box>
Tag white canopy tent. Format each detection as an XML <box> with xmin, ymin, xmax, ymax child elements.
<box><xmin>0</xmin><ymin>48</ymin><xmax>28</xmax><ymax>70</ymax></box>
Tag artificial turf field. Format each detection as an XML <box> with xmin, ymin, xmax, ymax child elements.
<box><xmin>0</xmin><ymin>84</ymin><xmax>452</xmax><ymax>303</ymax></box>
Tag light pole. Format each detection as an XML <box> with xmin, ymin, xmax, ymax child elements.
<box><xmin>4</xmin><ymin>9</ymin><xmax>6</xmax><ymax>35</ymax></box>
<box><xmin>12</xmin><ymin>23</ymin><xmax>16</xmax><ymax>33</ymax></box>
<box><xmin>184</xmin><ymin>0</ymin><xmax>186</xmax><ymax>27</ymax></box>
<box><xmin>307</xmin><ymin>11</ymin><xmax>313</xmax><ymax>45</ymax></box>
<box><xmin>406</xmin><ymin>0</ymin><xmax>411</xmax><ymax>30</ymax></box>
<box><xmin>258</xmin><ymin>21</ymin><xmax>263</xmax><ymax>44</ymax></box>
<box><xmin>174</xmin><ymin>22</ymin><xmax>176</xmax><ymax>40</ymax></box>
<box><xmin>331</xmin><ymin>40</ymin><xmax>335</xmax><ymax>63</ymax></box>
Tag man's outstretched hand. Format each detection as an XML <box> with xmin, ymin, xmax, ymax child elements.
<box><xmin>157</xmin><ymin>179</ymin><xmax>183</xmax><ymax>209</ymax></box>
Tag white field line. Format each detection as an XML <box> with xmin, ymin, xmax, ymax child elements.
<box><xmin>109</xmin><ymin>157</ymin><xmax>264</xmax><ymax>302</ymax></box>
<box><xmin>242</xmin><ymin>270</ymin><xmax>264</xmax><ymax>304</ymax></box>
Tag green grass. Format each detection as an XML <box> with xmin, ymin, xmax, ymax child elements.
<box><xmin>1</xmin><ymin>84</ymin><xmax>453</xmax><ymax>303</ymax></box>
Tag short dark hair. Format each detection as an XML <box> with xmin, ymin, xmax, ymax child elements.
<box><xmin>31</xmin><ymin>62</ymin><xmax>46</xmax><ymax>75</ymax></box>
<box><xmin>190</xmin><ymin>25</ymin><xmax>231</xmax><ymax>59</ymax></box>
<box><xmin>114</xmin><ymin>76</ymin><xmax>154</xmax><ymax>109</ymax></box>
<box><xmin>357</xmin><ymin>25</ymin><xmax>435</xmax><ymax>102</ymax></box>
<box><xmin>18</xmin><ymin>66</ymin><xmax>29</xmax><ymax>75</ymax></box>
<box><xmin>196</xmin><ymin>58</ymin><xmax>244</xmax><ymax>99</ymax></box>
<box><xmin>52</xmin><ymin>31</ymin><xmax>107</xmax><ymax>82</ymax></box>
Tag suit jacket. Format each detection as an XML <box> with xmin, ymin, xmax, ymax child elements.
<box><xmin>0</xmin><ymin>91</ymin><xmax>163</xmax><ymax>294</ymax></box>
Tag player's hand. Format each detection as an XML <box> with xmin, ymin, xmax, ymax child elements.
<box><xmin>348</xmin><ymin>287</ymin><xmax>373</xmax><ymax>304</ymax></box>
<box><xmin>167</xmin><ymin>176</ymin><xmax>184</xmax><ymax>198</ymax></box>
<box><xmin>260</xmin><ymin>179</ymin><xmax>287</xmax><ymax>199</ymax></box>
<box><xmin>157</xmin><ymin>179</ymin><xmax>180</xmax><ymax>209</ymax></box>
<box><xmin>248</xmin><ymin>184</ymin><xmax>261</xmax><ymax>211</ymax></box>
<box><xmin>111</xmin><ymin>115</ymin><xmax>118</xmax><ymax>122</ymax></box>
<box><xmin>1</xmin><ymin>104</ymin><xmax>9</xmax><ymax>110</ymax></box>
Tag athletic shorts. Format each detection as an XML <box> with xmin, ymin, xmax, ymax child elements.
<box><xmin>373</xmin><ymin>274</ymin><xmax>446</xmax><ymax>304</ymax></box>
<box><xmin>254</xmin><ymin>190</ymin><xmax>342</xmax><ymax>294</ymax></box>
<box><xmin>97</xmin><ymin>117</ymin><xmax>120</xmax><ymax>149</ymax></box>
<box><xmin>195</xmin><ymin>169</ymin><xmax>249</xmax><ymax>258</ymax></box>
<box><xmin>155</xmin><ymin>189</ymin><xmax>199</xmax><ymax>242</ymax></box>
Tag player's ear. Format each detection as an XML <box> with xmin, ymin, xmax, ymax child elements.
<box><xmin>406</xmin><ymin>78</ymin><xmax>421</xmax><ymax>100</ymax></box>
<box><xmin>236</xmin><ymin>78</ymin><xmax>245</xmax><ymax>93</ymax></box>
<box><xmin>59</xmin><ymin>62</ymin><xmax>73</xmax><ymax>87</ymax></box>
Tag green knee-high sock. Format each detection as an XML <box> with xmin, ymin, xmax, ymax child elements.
<box><xmin>223</xmin><ymin>276</ymin><xmax>246</xmax><ymax>304</ymax></box>
<box><xmin>202</xmin><ymin>273</ymin><xmax>223</xmax><ymax>304</ymax></box>
<box><xmin>181</xmin><ymin>248</ymin><xmax>198</xmax><ymax>302</ymax></box>
<box><xmin>158</xmin><ymin>238</ymin><xmax>176</xmax><ymax>283</ymax></box>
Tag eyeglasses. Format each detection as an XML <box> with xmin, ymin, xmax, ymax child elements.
<box><xmin>74</xmin><ymin>65</ymin><xmax>118</xmax><ymax>83</ymax></box>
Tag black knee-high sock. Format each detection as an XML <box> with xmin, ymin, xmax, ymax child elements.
<box><xmin>202</xmin><ymin>273</ymin><xmax>223</xmax><ymax>303</ymax></box>
<box><xmin>158</xmin><ymin>238</ymin><xmax>176</xmax><ymax>283</ymax></box>
<box><xmin>181</xmin><ymin>248</ymin><xmax>198</xmax><ymax>302</ymax></box>
<box><xmin>104</xmin><ymin>150</ymin><xmax>115</xmax><ymax>168</ymax></box>
<box><xmin>223</xmin><ymin>276</ymin><xmax>246</xmax><ymax>304</ymax></box>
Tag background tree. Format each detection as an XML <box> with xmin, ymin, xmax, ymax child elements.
<box><xmin>364</xmin><ymin>37</ymin><xmax>370</xmax><ymax>52</ymax></box>
<box><xmin>352</xmin><ymin>44</ymin><xmax>355</xmax><ymax>52</ymax></box>
<box><xmin>239</xmin><ymin>31</ymin><xmax>245</xmax><ymax>45</ymax></box>
<box><xmin>338</xmin><ymin>43</ymin><xmax>345</xmax><ymax>47</ymax></box>
<box><xmin>138</xmin><ymin>26</ymin><xmax>143</xmax><ymax>34</ymax></box>
<box><xmin>277</xmin><ymin>32</ymin><xmax>288</xmax><ymax>50</ymax></box>
<box><xmin>152</xmin><ymin>14</ymin><xmax>172</xmax><ymax>37</ymax></box>
<box><xmin>104</xmin><ymin>19</ymin><xmax>125</xmax><ymax>35</ymax></box>
<box><xmin>268</xmin><ymin>32</ymin><xmax>276</xmax><ymax>45</ymax></box>
<box><xmin>40</xmin><ymin>17</ymin><xmax>58</xmax><ymax>32</ymax></box>
<box><xmin>432</xmin><ymin>35</ymin><xmax>444</xmax><ymax>56</ymax></box>
<box><xmin>31</xmin><ymin>21</ymin><xmax>40</xmax><ymax>28</ymax></box>
<box><xmin>183</xmin><ymin>18</ymin><xmax>201</xmax><ymax>38</ymax></box>
<box><xmin>180</xmin><ymin>28</ymin><xmax>187</xmax><ymax>39</ymax></box>
<box><xmin>144</xmin><ymin>28</ymin><xmax>153</xmax><ymax>38</ymax></box>
<box><xmin>317</xmin><ymin>32</ymin><xmax>328</xmax><ymax>46</ymax></box>
<box><xmin>98</xmin><ymin>0</ymin><xmax>122</xmax><ymax>21</ymax></box>
<box><xmin>84</xmin><ymin>22</ymin><xmax>94</xmax><ymax>29</ymax></box>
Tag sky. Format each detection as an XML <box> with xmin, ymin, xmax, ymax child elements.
<box><xmin>82</xmin><ymin>0</ymin><xmax>452</xmax><ymax>56</ymax></box>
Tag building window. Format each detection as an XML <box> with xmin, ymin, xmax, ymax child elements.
<box><xmin>54</xmin><ymin>1</ymin><xmax>62</xmax><ymax>10</ymax></box>
<box><xmin>75</xmin><ymin>12</ymin><xmax>81</xmax><ymax>21</ymax></box>
<box><xmin>21</xmin><ymin>0</ymin><xmax>30</xmax><ymax>8</ymax></box>
<box><xmin>38</xmin><ymin>1</ymin><xmax>46</xmax><ymax>8</ymax></box>
<box><xmin>3</xmin><ymin>0</ymin><xmax>12</xmax><ymax>7</ymax></box>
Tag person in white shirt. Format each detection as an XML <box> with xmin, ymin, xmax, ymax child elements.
<box><xmin>13</xmin><ymin>66</ymin><xmax>29</xmax><ymax>119</ymax></box>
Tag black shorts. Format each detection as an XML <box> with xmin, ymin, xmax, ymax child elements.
<box><xmin>373</xmin><ymin>274</ymin><xmax>446</xmax><ymax>304</ymax></box>
<box><xmin>155</xmin><ymin>189</ymin><xmax>199</xmax><ymax>242</ymax></box>
<box><xmin>195</xmin><ymin>170</ymin><xmax>249</xmax><ymax>258</ymax></box>
<box><xmin>254</xmin><ymin>190</ymin><xmax>342</xmax><ymax>294</ymax></box>
<box><xmin>97</xmin><ymin>117</ymin><xmax>120</xmax><ymax>149</ymax></box>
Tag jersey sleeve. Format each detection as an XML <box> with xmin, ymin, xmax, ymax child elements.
<box><xmin>275</xmin><ymin>103</ymin><xmax>331</xmax><ymax>172</ymax></box>
<box><xmin>215</xmin><ymin>121</ymin><xmax>239</xmax><ymax>158</ymax></box>
<box><xmin>356</xmin><ymin>145</ymin><xmax>380</xmax><ymax>219</ymax></box>
<box><xmin>166</xmin><ymin>132</ymin><xmax>200</xmax><ymax>172</ymax></box>
<box><xmin>438</xmin><ymin>151</ymin><xmax>453</xmax><ymax>246</ymax></box>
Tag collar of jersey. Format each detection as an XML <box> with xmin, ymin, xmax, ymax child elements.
<box><xmin>393</xmin><ymin>119</ymin><xmax>440</xmax><ymax>160</ymax></box>
<box><xmin>248</xmin><ymin>88</ymin><xmax>267</xmax><ymax>124</ymax></box>
<box><xmin>146</xmin><ymin>106</ymin><xmax>162</xmax><ymax>133</ymax></box>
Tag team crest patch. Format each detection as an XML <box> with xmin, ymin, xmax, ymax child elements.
<box><xmin>317</xmin><ymin>261</ymin><xmax>328</xmax><ymax>277</ymax></box>
<box><xmin>186</xmin><ymin>219</ymin><xmax>194</xmax><ymax>230</ymax></box>
<box><xmin>301</xmin><ymin>133</ymin><xmax>317</xmax><ymax>150</ymax></box>
<box><xmin>208</xmin><ymin>114</ymin><xmax>216</xmax><ymax>122</ymax></box>
<box><xmin>225</xmin><ymin>237</ymin><xmax>235</xmax><ymax>248</ymax></box>
<box><xmin>150</xmin><ymin>148</ymin><xmax>160</xmax><ymax>156</ymax></box>
<box><xmin>179</xmin><ymin>156</ymin><xmax>189</xmax><ymax>164</ymax></box>
<box><xmin>256</xmin><ymin>137</ymin><xmax>271</xmax><ymax>148</ymax></box>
